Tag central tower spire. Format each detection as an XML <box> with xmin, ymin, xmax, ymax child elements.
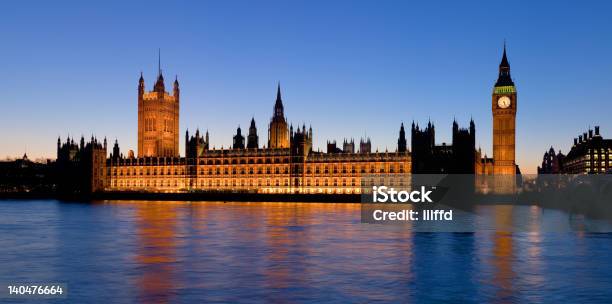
<box><xmin>154</xmin><ymin>49</ymin><xmax>165</xmax><ymax>93</ymax></box>
<box><xmin>274</xmin><ymin>82</ymin><xmax>284</xmax><ymax>118</ymax></box>
<box><xmin>138</xmin><ymin>51</ymin><xmax>179</xmax><ymax>158</ymax></box>
<box><xmin>268</xmin><ymin>82</ymin><xmax>289</xmax><ymax>149</ymax></box>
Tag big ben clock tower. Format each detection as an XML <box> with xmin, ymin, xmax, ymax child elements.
<box><xmin>492</xmin><ymin>45</ymin><xmax>517</xmax><ymax>175</ymax></box>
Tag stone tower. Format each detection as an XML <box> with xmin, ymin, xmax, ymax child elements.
<box><xmin>492</xmin><ymin>44</ymin><xmax>517</xmax><ymax>175</ymax></box>
<box><xmin>268</xmin><ymin>83</ymin><xmax>289</xmax><ymax>149</ymax></box>
<box><xmin>233</xmin><ymin>126</ymin><xmax>245</xmax><ymax>149</ymax></box>
<box><xmin>397</xmin><ymin>122</ymin><xmax>407</xmax><ymax>153</ymax></box>
<box><xmin>247</xmin><ymin>117</ymin><xmax>259</xmax><ymax>149</ymax></box>
<box><xmin>137</xmin><ymin>53</ymin><xmax>180</xmax><ymax>157</ymax></box>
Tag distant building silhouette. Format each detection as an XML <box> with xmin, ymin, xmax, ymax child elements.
<box><xmin>539</xmin><ymin>126</ymin><xmax>611</xmax><ymax>174</ymax></box>
<box><xmin>537</xmin><ymin>146</ymin><xmax>564</xmax><ymax>174</ymax></box>
<box><xmin>0</xmin><ymin>153</ymin><xmax>54</xmax><ymax>193</ymax></box>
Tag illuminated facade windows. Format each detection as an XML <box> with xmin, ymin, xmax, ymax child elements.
<box><xmin>539</xmin><ymin>126</ymin><xmax>611</xmax><ymax>174</ymax></box>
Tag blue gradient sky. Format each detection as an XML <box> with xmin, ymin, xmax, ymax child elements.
<box><xmin>1</xmin><ymin>1</ymin><xmax>611</xmax><ymax>173</ymax></box>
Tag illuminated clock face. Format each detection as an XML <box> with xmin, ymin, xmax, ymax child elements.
<box><xmin>498</xmin><ymin>96</ymin><xmax>511</xmax><ymax>109</ymax></box>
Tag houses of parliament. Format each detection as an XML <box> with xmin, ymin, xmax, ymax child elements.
<box><xmin>56</xmin><ymin>47</ymin><xmax>519</xmax><ymax>194</ymax></box>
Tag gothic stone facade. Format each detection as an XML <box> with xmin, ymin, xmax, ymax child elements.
<box><xmin>137</xmin><ymin>71</ymin><xmax>180</xmax><ymax>158</ymax></box>
<box><xmin>106</xmin><ymin>81</ymin><xmax>410</xmax><ymax>194</ymax></box>
<box><xmin>62</xmin><ymin>47</ymin><xmax>519</xmax><ymax>194</ymax></box>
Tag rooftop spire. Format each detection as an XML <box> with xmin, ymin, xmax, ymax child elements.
<box><xmin>500</xmin><ymin>41</ymin><xmax>510</xmax><ymax>68</ymax></box>
<box><xmin>139</xmin><ymin>71</ymin><xmax>145</xmax><ymax>91</ymax></box>
<box><xmin>273</xmin><ymin>82</ymin><xmax>284</xmax><ymax>118</ymax></box>
<box><xmin>495</xmin><ymin>42</ymin><xmax>514</xmax><ymax>87</ymax></box>
<box><xmin>154</xmin><ymin>49</ymin><xmax>165</xmax><ymax>92</ymax></box>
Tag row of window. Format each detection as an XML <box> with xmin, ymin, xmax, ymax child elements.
<box><xmin>112</xmin><ymin>177</ymin><xmax>405</xmax><ymax>188</ymax></box>
<box><xmin>586</xmin><ymin>154</ymin><xmax>612</xmax><ymax>160</ymax></box>
<box><xmin>110</xmin><ymin>163</ymin><xmax>408</xmax><ymax>175</ymax></box>
<box><xmin>198</xmin><ymin>158</ymin><xmax>291</xmax><ymax>165</ymax></box>
<box><xmin>588</xmin><ymin>149</ymin><xmax>612</xmax><ymax>153</ymax></box>
<box><xmin>585</xmin><ymin>161</ymin><xmax>612</xmax><ymax>167</ymax></box>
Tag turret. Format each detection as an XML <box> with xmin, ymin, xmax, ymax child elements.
<box><xmin>359</xmin><ymin>138</ymin><xmax>372</xmax><ymax>154</ymax></box>
<box><xmin>185</xmin><ymin>129</ymin><xmax>189</xmax><ymax>155</ymax></box>
<box><xmin>290</xmin><ymin>122</ymin><xmax>313</xmax><ymax>157</ymax></box>
<box><xmin>173</xmin><ymin>75</ymin><xmax>179</xmax><ymax>98</ymax></box>
<box><xmin>469</xmin><ymin>118</ymin><xmax>475</xmax><ymax>135</ymax></box>
<box><xmin>138</xmin><ymin>72</ymin><xmax>145</xmax><ymax>96</ymax></box>
<box><xmin>327</xmin><ymin>140</ymin><xmax>338</xmax><ymax>153</ymax></box>
<box><xmin>154</xmin><ymin>73</ymin><xmax>165</xmax><ymax>93</ymax></box>
<box><xmin>247</xmin><ymin>117</ymin><xmax>259</xmax><ymax>149</ymax></box>
<box><xmin>343</xmin><ymin>138</ymin><xmax>355</xmax><ymax>153</ymax></box>
<box><xmin>398</xmin><ymin>123</ymin><xmax>407</xmax><ymax>153</ymax></box>
<box><xmin>233</xmin><ymin>125</ymin><xmax>245</xmax><ymax>149</ymax></box>
<box><xmin>112</xmin><ymin>139</ymin><xmax>120</xmax><ymax>160</ymax></box>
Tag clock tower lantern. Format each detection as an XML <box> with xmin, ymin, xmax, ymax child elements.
<box><xmin>492</xmin><ymin>45</ymin><xmax>517</xmax><ymax>175</ymax></box>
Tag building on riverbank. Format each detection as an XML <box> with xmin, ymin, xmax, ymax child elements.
<box><xmin>105</xmin><ymin>82</ymin><xmax>411</xmax><ymax>194</ymax></box>
<box><xmin>55</xmin><ymin>46</ymin><xmax>522</xmax><ymax>195</ymax></box>
<box><xmin>538</xmin><ymin>126</ymin><xmax>612</xmax><ymax>174</ymax></box>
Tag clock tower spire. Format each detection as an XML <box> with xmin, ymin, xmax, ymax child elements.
<box><xmin>492</xmin><ymin>43</ymin><xmax>517</xmax><ymax>176</ymax></box>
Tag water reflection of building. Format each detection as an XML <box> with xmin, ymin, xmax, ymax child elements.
<box><xmin>491</xmin><ymin>231</ymin><xmax>515</xmax><ymax>301</ymax></box>
<box><xmin>134</xmin><ymin>203</ymin><xmax>179</xmax><ymax>303</ymax></box>
<box><xmin>538</xmin><ymin>126</ymin><xmax>612</xmax><ymax>174</ymax></box>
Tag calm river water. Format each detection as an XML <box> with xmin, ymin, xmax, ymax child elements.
<box><xmin>1</xmin><ymin>200</ymin><xmax>611</xmax><ymax>303</ymax></box>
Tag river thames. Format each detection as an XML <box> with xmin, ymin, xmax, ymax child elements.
<box><xmin>1</xmin><ymin>200</ymin><xmax>611</xmax><ymax>303</ymax></box>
